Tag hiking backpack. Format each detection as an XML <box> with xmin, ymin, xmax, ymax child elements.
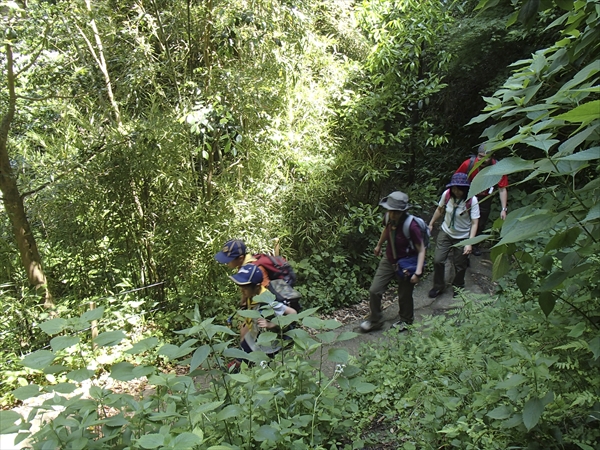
<box><xmin>251</xmin><ymin>254</ymin><xmax>297</xmax><ymax>286</ymax></box>
<box><xmin>401</xmin><ymin>215</ymin><xmax>431</xmax><ymax>251</ymax></box>
<box><xmin>267</xmin><ymin>279</ymin><xmax>302</xmax><ymax>313</ymax></box>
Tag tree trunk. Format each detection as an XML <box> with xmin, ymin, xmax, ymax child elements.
<box><xmin>0</xmin><ymin>43</ymin><xmax>53</xmax><ymax>306</ymax></box>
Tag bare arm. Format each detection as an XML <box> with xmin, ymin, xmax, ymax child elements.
<box><xmin>374</xmin><ymin>226</ymin><xmax>387</xmax><ymax>256</ymax></box>
<box><xmin>428</xmin><ymin>206</ymin><xmax>444</xmax><ymax>232</ymax></box>
<box><xmin>499</xmin><ymin>187</ymin><xmax>508</xmax><ymax>220</ymax></box>
<box><xmin>410</xmin><ymin>241</ymin><xmax>426</xmax><ymax>284</ymax></box>
<box><xmin>463</xmin><ymin>218</ymin><xmax>479</xmax><ymax>255</ymax></box>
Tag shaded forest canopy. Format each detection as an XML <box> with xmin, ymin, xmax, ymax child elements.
<box><xmin>0</xmin><ymin>0</ymin><xmax>598</xmax><ymax>448</ymax></box>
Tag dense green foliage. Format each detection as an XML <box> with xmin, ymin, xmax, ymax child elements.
<box><xmin>0</xmin><ymin>0</ymin><xmax>598</xmax><ymax>447</ymax></box>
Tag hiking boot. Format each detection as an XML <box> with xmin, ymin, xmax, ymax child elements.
<box><xmin>472</xmin><ymin>246</ymin><xmax>482</xmax><ymax>256</ymax></box>
<box><xmin>428</xmin><ymin>288</ymin><xmax>442</xmax><ymax>298</ymax></box>
<box><xmin>391</xmin><ymin>321</ymin><xmax>410</xmax><ymax>332</ymax></box>
<box><xmin>360</xmin><ymin>320</ymin><xmax>383</xmax><ymax>332</ymax></box>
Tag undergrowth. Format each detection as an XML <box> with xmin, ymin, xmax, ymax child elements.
<box><xmin>352</xmin><ymin>291</ymin><xmax>600</xmax><ymax>449</ymax></box>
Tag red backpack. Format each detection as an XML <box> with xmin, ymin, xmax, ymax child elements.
<box><xmin>251</xmin><ymin>254</ymin><xmax>297</xmax><ymax>286</ymax></box>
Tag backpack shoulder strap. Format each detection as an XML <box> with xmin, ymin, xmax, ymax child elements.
<box><xmin>402</xmin><ymin>215</ymin><xmax>414</xmax><ymax>240</ymax></box>
<box><xmin>466</xmin><ymin>155</ymin><xmax>476</xmax><ymax>175</ymax></box>
<box><xmin>444</xmin><ymin>189</ymin><xmax>451</xmax><ymax>206</ymax></box>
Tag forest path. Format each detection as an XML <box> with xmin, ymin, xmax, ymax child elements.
<box><xmin>316</xmin><ymin>248</ymin><xmax>495</xmax><ymax>376</ymax></box>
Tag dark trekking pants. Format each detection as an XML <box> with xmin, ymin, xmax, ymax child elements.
<box><xmin>368</xmin><ymin>257</ymin><xmax>415</xmax><ymax>326</ymax></box>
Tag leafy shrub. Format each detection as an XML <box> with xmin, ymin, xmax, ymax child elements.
<box><xmin>1</xmin><ymin>305</ymin><xmax>376</xmax><ymax>449</ymax></box>
<box><xmin>352</xmin><ymin>292</ymin><xmax>600</xmax><ymax>449</ymax></box>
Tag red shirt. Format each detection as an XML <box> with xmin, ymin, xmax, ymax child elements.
<box><xmin>455</xmin><ymin>157</ymin><xmax>508</xmax><ymax>196</ymax></box>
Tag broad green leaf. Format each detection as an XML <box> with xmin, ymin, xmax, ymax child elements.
<box><xmin>544</xmin><ymin>227</ymin><xmax>582</xmax><ymax>253</ymax></box>
<box><xmin>228</xmin><ymin>373</ymin><xmax>251</xmax><ymax>383</ymax></box>
<box><xmin>236</xmin><ymin>309</ymin><xmax>262</xmax><ymax>319</ymax></box>
<box><xmin>94</xmin><ymin>330</ymin><xmax>126</xmax><ymax>347</ymax></box>
<box><xmin>80</xmin><ymin>306</ymin><xmax>105</xmax><ymax>323</ymax></box>
<box><xmin>39</xmin><ymin>318</ymin><xmax>69</xmax><ymax>335</ymax></box>
<box><xmin>516</xmin><ymin>273</ymin><xmax>532</xmax><ymax>295</ymax></box>
<box><xmin>328</xmin><ymin>348</ymin><xmax>349</xmax><ymax>364</ymax></box>
<box><xmin>316</xmin><ymin>331</ymin><xmax>337</xmax><ymax>344</ymax></box>
<box><xmin>334</xmin><ymin>331</ymin><xmax>358</xmax><ymax>342</ymax></box>
<box><xmin>157</xmin><ymin>344</ymin><xmax>180</xmax><ymax>360</ymax></box>
<box><xmin>215</xmin><ymin>404</ymin><xmax>243</xmax><ymax>421</ymax></box>
<box><xmin>468</xmin><ymin>167</ymin><xmax>502</xmax><ymax>200</ymax></box>
<box><xmin>558</xmin><ymin>147</ymin><xmax>600</xmax><ymax>161</ymax></box>
<box><xmin>523</xmin><ymin>397</ymin><xmax>544</xmax><ymax>430</ymax></box>
<box><xmin>254</xmin><ymin>425</ymin><xmax>278</xmax><ymax>442</ymax></box>
<box><xmin>47</xmin><ymin>382</ymin><xmax>77</xmax><ymax>394</ymax></box>
<box><xmin>496</xmin><ymin>374</ymin><xmax>527</xmax><ymax>389</ymax></box>
<box><xmin>539</xmin><ymin>271</ymin><xmax>569</xmax><ymax>291</ymax></box>
<box><xmin>499</xmin><ymin>211</ymin><xmax>557</xmax><ymax>245</ymax></box>
<box><xmin>492</xmin><ymin>253</ymin><xmax>511</xmax><ymax>281</ymax></box>
<box><xmin>193</xmin><ymin>401</ymin><xmax>224</xmax><ymax>417</ymax></box>
<box><xmin>354</xmin><ymin>381</ymin><xmax>376</xmax><ymax>393</ymax></box>
<box><xmin>539</xmin><ymin>292</ymin><xmax>556</xmax><ymax>317</ymax></box>
<box><xmin>522</xmin><ymin>135</ymin><xmax>559</xmax><ymax>152</ymax></box>
<box><xmin>12</xmin><ymin>384</ymin><xmax>41</xmax><ymax>400</ymax></box>
<box><xmin>170</xmin><ymin>432</ymin><xmax>203</xmax><ymax>449</ymax></box>
<box><xmin>190</xmin><ymin>345</ymin><xmax>211</xmax><ymax>372</ymax></box>
<box><xmin>303</xmin><ymin>316</ymin><xmax>325</xmax><ymax>329</ymax></box>
<box><xmin>567</xmin><ymin>322</ymin><xmax>586</xmax><ymax>338</ymax></box>
<box><xmin>21</xmin><ymin>350</ymin><xmax>56</xmax><ymax>370</ymax></box>
<box><xmin>137</xmin><ymin>433</ymin><xmax>165</xmax><ymax>449</ymax></box>
<box><xmin>125</xmin><ymin>337</ymin><xmax>159</xmax><ymax>355</ymax></box>
<box><xmin>50</xmin><ymin>335</ymin><xmax>80</xmax><ymax>352</ymax></box>
<box><xmin>66</xmin><ymin>368</ymin><xmax>95</xmax><ymax>382</ymax></box>
<box><xmin>554</xmin><ymin>101</ymin><xmax>600</xmax><ymax>125</ymax></box>
<box><xmin>0</xmin><ymin>411</ymin><xmax>22</xmax><ymax>433</ymax></box>
<box><xmin>511</xmin><ymin>342</ymin><xmax>531</xmax><ymax>359</ymax></box>
<box><xmin>584</xmin><ymin>202</ymin><xmax>600</xmax><ymax>223</ymax></box>
<box><xmin>110</xmin><ymin>362</ymin><xmax>136</xmax><ymax>381</ymax></box>
<box><xmin>557</xmin><ymin>123</ymin><xmax>599</xmax><ymax>155</ymax></box>
<box><xmin>487</xmin><ymin>405</ymin><xmax>513</xmax><ymax>419</ymax></box>
<box><xmin>223</xmin><ymin>347</ymin><xmax>252</xmax><ymax>360</ymax></box>
<box><xmin>556</xmin><ymin>61</ymin><xmax>600</xmax><ymax>94</ymax></box>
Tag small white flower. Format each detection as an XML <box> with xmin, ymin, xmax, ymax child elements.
<box><xmin>335</xmin><ymin>364</ymin><xmax>346</xmax><ymax>374</ymax></box>
<box><xmin>260</xmin><ymin>360</ymin><xmax>269</xmax><ymax>369</ymax></box>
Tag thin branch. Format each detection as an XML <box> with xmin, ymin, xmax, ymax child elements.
<box><xmin>14</xmin><ymin>26</ymin><xmax>51</xmax><ymax>77</ymax></box>
<box><xmin>21</xmin><ymin>181</ymin><xmax>53</xmax><ymax>199</ymax></box>
<box><xmin>17</xmin><ymin>94</ymin><xmax>79</xmax><ymax>101</ymax></box>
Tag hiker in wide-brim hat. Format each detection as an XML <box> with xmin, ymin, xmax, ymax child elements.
<box><xmin>361</xmin><ymin>190</ymin><xmax>426</xmax><ymax>334</ymax></box>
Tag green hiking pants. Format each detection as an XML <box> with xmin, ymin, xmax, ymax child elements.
<box><xmin>432</xmin><ymin>229</ymin><xmax>469</xmax><ymax>292</ymax></box>
<box><xmin>368</xmin><ymin>257</ymin><xmax>415</xmax><ymax>326</ymax></box>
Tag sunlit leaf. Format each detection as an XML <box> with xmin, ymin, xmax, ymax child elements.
<box><xmin>21</xmin><ymin>350</ymin><xmax>56</xmax><ymax>370</ymax></box>
<box><xmin>39</xmin><ymin>318</ymin><xmax>69</xmax><ymax>336</ymax></box>
<box><xmin>94</xmin><ymin>330</ymin><xmax>126</xmax><ymax>347</ymax></box>
<box><xmin>555</xmin><ymin>101</ymin><xmax>600</xmax><ymax>125</ymax></box>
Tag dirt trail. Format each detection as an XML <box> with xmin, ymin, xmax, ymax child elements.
<box><xmin>317</xmin><ymin>249</ymin><xmax>495</xmax><ymax>375</ymax></box>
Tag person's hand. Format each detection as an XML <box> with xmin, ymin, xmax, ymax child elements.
<box><xmin>464</xmin><ymin>244</ymin><xmax>472</xmax><ymax>255</ymax></box>
<box><xmin>374</xmin><ymin>245</ymin><xmax>381</xmax><ymax>256</ymax></box>
<box><xmin>257</xmin><ymin>318</ymin><xmax>269</xmax><ymax>329</ymax></box>
<box><xmin>428</xmin><ymin>224</ymin><xmax>434</xmax><ymax>233</ymax></box>
<box><xmin>501</xmin><ymin>210</ymin><xmax>507</xmax><ymax>220</ymax></box>
<box><xmin>410</xmin><ymin>273</ymin><xmax>420</xmax><ymax>284</ymax></box>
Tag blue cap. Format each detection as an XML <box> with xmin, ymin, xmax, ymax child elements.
<box><xmin>215</xmin><ymin>239</ymin><xmax>247</xmax><ymax>264</ymax></box>
<box><xmin>229</xmin><ymin>264</ymin><xmax>263</xmax><ymax>286</ymax></box>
